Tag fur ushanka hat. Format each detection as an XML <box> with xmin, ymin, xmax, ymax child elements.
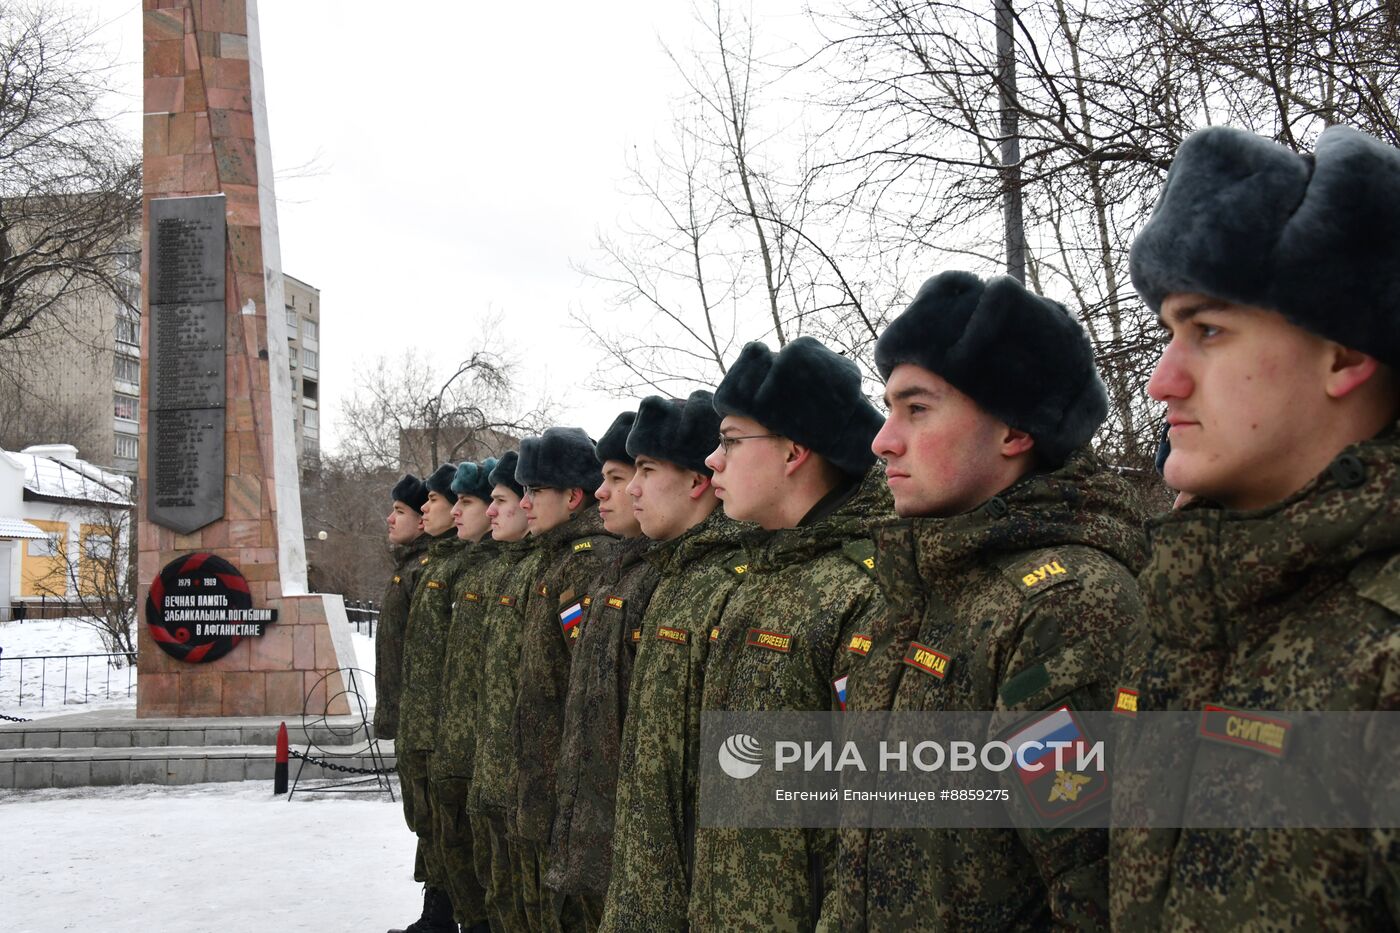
<box><xmin>516</xmin><ymin>427</ymin><xmax>604</xmax><ymax>492</ymax></box>
<box><xmin>451</xmin><ymin>458</ymin><xmax>498</xmax><ymax>503</ymax></box>
<box><xmin>1130</xmin><ymin>124</ymin><xmax>1400</xmax><ymax>368</ymax></box>
<box><xmin>627</xmin><ymin>390</ymin><xmax>722</xmax><ymax>475</ymax></box>
<box><xmin>390</xmin><ymin>474</ymin><xmax>429</xmax><ymax>512</ymax></box>
<box><xmin>423</xmin><ymin>463</ymin><xmax>458</xmax><ymax>503</ymax></box>
<box><xmin>874</xmin><ymin>270</ymin><xmax>1108</xmax><ymax>466</ymax></box>
<box><xmin>594</xmin><ymin>412</ymin><xmax>637</xmax><ymax>466</ymax></box>
<box><xmin>712</xmin><ymin>336</ymin><xmax>882</xmax><ymax>476</ymax></box>
<box><xmin>488</xmin><ymin>451</ymin><xmax>524</xmax><ymax>499</ymax></box>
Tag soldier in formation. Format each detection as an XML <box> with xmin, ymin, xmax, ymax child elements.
<box><xmin>375</xmin><ymin>123</ymin><xmax>1400</xmax><ymax>932</ymax></box>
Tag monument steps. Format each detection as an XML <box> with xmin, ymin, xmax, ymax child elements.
<box><xmin>0</xmin><ymin>708</ymin><xmax>395</xmax><ymax>790</ymax></box>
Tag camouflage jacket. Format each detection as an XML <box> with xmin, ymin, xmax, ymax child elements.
<box><xmin>466</xmin><ymin>535</ymin><xmax>543</xmax><ymax>823</ymax></box>
<box><xmin>398</xmin><ymin>532</ymin><xmax>471</xmax><ymax>754</ymax></box>
<box><xmin>373</xmin><ymin>535</ymin><xmax>430</xmax><ymax>740</ymax></box>
<box><xmin>512</xmin><ymin>508</ymin><xmax>618</xmax><ymax>844</ymax></box>
<box><xmin>600</xmin><ymin>508</ymin><xmax>751</xmax><ymax>933</ymax></box>
<box><xmin>1111</xmin><ymin>428</ymin><xmax>1400</xmax><ymax>931</ymax></box>
<box><xmin>548</xmin><ymin>536</ymin><xmax>663</xmax><ymax>897</ymax></box>
<box><xmin>431</xmin><ymin>538</ymin><xmax>522</xmax><ymax>784</ymax></box>
<box><xmin>689</xmin><ymin>466</ymin><xmax>893</xmax><ymax>933</ymax></box>
<box><xmin>838</xmin><ymin>449</ymin><xmax>1148</xmax><ymax>932</ymax></box>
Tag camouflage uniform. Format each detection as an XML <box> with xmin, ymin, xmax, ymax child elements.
<box><xmin>399</xmin><ymin>531</ymin><xmax>470</xmax><ymax>888</ymax></box>
<box><xmin>512</xmin><ymin>508</ymin><xmax>617</xmax><ymax>932</ymax></box>
<box><xmin>689</xmin><ymin>466</ymin><xmax>893</xmax><ymax>932</ymax></box>
<box><xmin>374</xmin><ymin>534</ymin><xmax>430</xmax><ymax>740</ymax></box>
<box><xmin>547</xmin><ymin>536</ymin><xmax>661</xmax><ymax>919</ymax></box>
<box><xmin>838</xmin><ymin>450</ymin><xmax>1148</xmax><ymax>932</ymax></box>
<box><xmin>431</xmin><ymin>536</ymin><xmax>516</xmax><ymax>928</ymax></box>
<box><xmin>1111</xmin><ymin>429</ymin><xmax>1400</xmax><ymax>931</ymax></box>
<box><xmin>467</xmin><ymin>535</ymin><xmax>542</xmax><ymax>933</ymax></box>
<box><xmin>600</xmin><ymin>509</ymin><xmax>750</xmax><ymax>932</ymax></box>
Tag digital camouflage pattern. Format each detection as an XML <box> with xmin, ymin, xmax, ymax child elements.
<box><xmin>512</xmin><ymin>506</ymin><xmax>617</xmax><ymax>845</ymax></box>
<box><xmin>1112</xmin><ymin>428</ymin><xmax>1400</xmax><ymax>931</ymax></box>
<box><xmin>838</xmin><ymin>449</ymin><xmax>1148</xmax><ymax>932</ymax></box>
<box><xmin>398</xmin><ymin>531</ymin><xmax>469</xmax><ymax>888</ymax></box>
<box><xmin>689</xmin><ymin>466</ymin><xmax>893</xmax><ymax>932</ymax></box>
<box><xmin>511</xmin><ymin>507</ymin><xmax>616</xmax><ymax>933</ymax></box>
<box><xmin>548</xmin><ymin>536</ymin><xmax>662</xmax><ymax>900</ymax></box>
<box><xmin>600</xmin><ymin>508</ymin><xmax>751</xmax><ymax>933</ymax></box>
<box><xmin>373</xmin><ymin>534</ymin><xmax>430</xmax><ymax>740</ymax></box>
<box><xmin>431</xmin><ymin>536</ymin><xmax>517</xmax><ymax>928</ymax></box>
<box><xmin>466</xmin><ymin>535</ymin><xmax>542</xmax><ymax>933</ymax></box>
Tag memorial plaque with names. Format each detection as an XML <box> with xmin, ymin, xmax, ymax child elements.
<box><xmin>148</xmin><ymin>195</ymin><xmax>227</xmax><ymax>534</ymax></box>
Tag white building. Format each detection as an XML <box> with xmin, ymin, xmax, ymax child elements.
<box><xmin>0</xmin><ymin>444</ymin><xmax>133</xmax><ymax>620</ymax></box>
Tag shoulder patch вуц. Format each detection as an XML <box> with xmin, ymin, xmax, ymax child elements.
<box><xmin>730</xmin><ymin>563</ymin><xmax>749</xmax><ymax>576</ymax></box>
<box><xmin>1004</xmin><ymin>551</ymin><xmax>1077</xmax><ymax>593</ymax></box>
<box><xmin>573</xmin><ymin>539</ymin><xmax>594</xmax><ymax>553</ymax></box>
<box><xmin>840</xmin><ymin>539</ymin><xmax>877</xmax><ymax>578</ymax></box>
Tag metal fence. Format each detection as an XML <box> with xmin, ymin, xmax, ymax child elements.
<box><xmin>344</xmin><ymin>600</ymin><xmax>379</xmax><ymax>639</ymax></box>
<box><xmin>0</xmin><ymin>652</ymin><xmax>137</xmax><ymax>709</ymax></box>
<box><xmin>1</xmin><ymin>596</ymin><xmax>86</xmax><ymax>623</ymax></box>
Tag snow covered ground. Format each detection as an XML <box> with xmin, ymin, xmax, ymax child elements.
<box><xmin>0</xmin><ymin>781</ymin><xmax>422</xmax><ymax>932</ymax></box>
<box><xmin>0</xmin><ymin>618</ymin><xmax>375</xmax><ymax>719</ymax></box>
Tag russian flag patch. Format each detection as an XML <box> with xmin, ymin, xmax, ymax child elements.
<box><xmin>559</xmin><ymin>601</ymin><xmax>584</xmax><ymax>632</ymax></box>
<box><xmin>833</xmin><ymin>675</ymin><xmax>848</xmax><ymax>711</ymax></box>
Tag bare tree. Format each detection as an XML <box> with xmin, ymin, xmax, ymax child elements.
<box><xmin>301</xmin><ymin>455</ymin><xmax>397</xmax><ymax>604</ymax></box>
<box><xmin>30</xmin><ymin>495</ymin><xmax>137</xmax><ymax>663</ymax></box>
<box><xmin>336</xmin><ymin>332</ymin><xmax>553</xmax><ymax>476</ymax></box>
<box><xmin>0</xmin><ymin>3</ymin><xmax>141</xmax><ymax>343</ymax></box>
<box><xmin>578</xmin><ymin>0</ymin><xmax>888</xmax><ymax>396</ymax></box>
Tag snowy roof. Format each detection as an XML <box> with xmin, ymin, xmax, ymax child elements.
<box><xmin>5</xmin><ymin>448</ymin><xmax>132</xmax><ymax>507</ymax></box>
<box><xmin>0</xmin><ymin>516</ymin><xmax>46</xmax><ymax>540</ymax></box>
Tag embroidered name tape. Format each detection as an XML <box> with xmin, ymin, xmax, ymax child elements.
<box><xmin>1199</xmin><ymin>706</ymin><xmax>1290</xmax><ymax>758</ymax></box>
<box><xmin>606</xmin><ymin>596</ymin><xmax>625</xmax><ymax>610</ymax></box>
<box><xmin>630</xmin><ymin>628</ymin><xmax>642</xmax><ymax>643</ymax></box>
<box><xmin>1113</xmin><ymin>688</ymin><xmax>1138</xmax><ymax>717</ymax></box>
<box><xmin>710</xmin><ymin>627</ymin><xmax>720</xmax><ymax>642</ymax></box>
<box><xmin>462</xmin><ymin>592</ymin><xmax>480</xmax><ymax>603</ymax></box>
<box><xmin>903</xmin><ymin>642</ymin><xmax>950</xmax><ymax>678</ymax></box>
<box><xmin>847</xmin><ymin>633</ymin><xmax>872</xmax><ymax>656</ymax></box>
<box><xmin>656</xmin><ymin>626</ymin><xmax>688</xmax><ymax>645</ymax></box>
<box><xmin>426</xmin><ymin>580</ymin><xmax>444</xmax><ymax>590</ymax></box>
<box><xmin>498</xmin><ymin>595</ymin><xmax>515</xmax><ymax>607</ymax></box>
<box><xmin>747</xmin><ymin>628</ymin><xmax>792</xmax><ymax>653</ymax></box>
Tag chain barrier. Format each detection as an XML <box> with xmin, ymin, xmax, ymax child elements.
<box><xmin>0</xmin><ymin>712</ymin><xmax>33</xmax><ymax>723</ymax></box>
<box><xmin>289</xmin><ymin>747</ymin><xmax>395</xmax><ymax>776</ymax></box>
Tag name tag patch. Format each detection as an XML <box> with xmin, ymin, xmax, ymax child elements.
<box><xmin>1020</xmin><ymin>558</ymin><xmax>1068</xmax><ymax>589</ymax></box>
<box><xmin>903</xmin><ymin>642</ymin><xmax>950</xmax><ymax>679</ymax></box>
<box><xmin>630</xmin><ymin>628</ymin><xmax>642</xmax><ymax>643</ymax></box>
<box><xmin>462</xmin><ymin>591</ymin><xmax>480</xmax><ymax>603</ymax></box>
<box><xmin>498</xmin><ymin>595</ymin><xmax>515</xmax><ymax>607</ymax></box>
<box><xmin>426</xmin><ymin>580</ymin><xmax>444</xmax><ymax>590</ymax></box>
<box><xmin>656</xmin><ymin>626</ymin><xmax>688</xmax><ymax>645</ymax></box>
<box><xmin>746</xmin><ymin>628</ymin><xmax>792</xmax><ymax>653</ymax></box>
<box><xmin>1113</xmin><ymin>688</ymin><xmax>1138</xmax><ymax>717</ymax></box>
<box><xmin>606</xmin><ymin>595</ymin><xmax>625</xmax><ymax>610</ymax></box>
<box><xmin>847</xmin><ymin>633</ymin><xmax>872</xmax><ymax>656</ymax></box>
<box><xmin>710</xmin><ymin>627</ymin><xmax>720</xmax><ymax>642</ymax></box>
<box><xmin>1199</xmin><ymin>706</ymin><xmax>1290</xmax><ymax>758</ymax></box>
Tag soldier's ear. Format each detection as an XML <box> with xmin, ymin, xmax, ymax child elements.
<box><xmin>689</xmin><ymin>474</ymin><xmax>712</xmax><ymax>500</ymax></box>
<box><xmin>1000</xmin><ymin>427</ymin><xmax>1035</xmax><ymax>459</ymax></box>
<box><xmin>783</xmin><ymin>441</ymin><xmax>814</xmax><ymax>477</ymax></box>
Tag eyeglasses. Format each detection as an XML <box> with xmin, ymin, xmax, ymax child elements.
<box><xmin>717</xmin><ymin>433</ymin><xmax>782</xmax><ymax>454</ymax></box>
<box><xmin>521</xmin><ymin>484</ymin><xmax>557</xmax><ymax>498</ymax></box>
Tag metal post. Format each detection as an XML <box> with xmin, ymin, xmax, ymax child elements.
<box><xmin>995</xmin><ymin>0</ymin><xmax>1026</xmax><ymax>283</ymax></box>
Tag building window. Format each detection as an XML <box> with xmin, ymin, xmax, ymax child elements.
<box><xmin>303</xmin><ymin>319</ymin><xmax>318</xmax><ymax>341</ymax></box>
<box><xmin>117</xmin><ymin>279</ymin><xmax>140</xmax><ymax>310</ymax></box>
<box><xmin>303</xmin><ymin>406</ymin><xmax>319</xmax><ymax>438</ymax></box>
<box><xmin>114</xmin><ymin>392</ymin><xmax>139</xmax><ymax>422</ymax></box>
<box><xmin>286</xmin><ymin>306</ymin><xmax>298</xmax><ymax>332</ymax></box>
<box><xmin>302</xmin><ymin>378</ymin><xmax>318</xmax><ymax>402</ymax></box>
<box><xmin>115</xmin><ymin>354</ymin><xmax>140</xmax><ymax>385</ymax></box>
<box><xmin>302</xmin><ymin>348</ymin><xmax>318</xmax><ymax>372</ymax></box>
<box><xmin>115</xmin><ymin>313</ymin><xmax>140</xmax><ymax>347</ymax></box>
<box><xmin>28</xmin><ymin>533</ymin><xmax>61</xmax><ymax>558</ymax></box>
<box><xmin>115</xmin><ymin>434</ymin><xmax>138</xmax><ymax>461</ymax></box>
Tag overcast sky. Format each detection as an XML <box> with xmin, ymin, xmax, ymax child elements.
<box><xmin>89</xmin><ymin>0</ymin><xmax>777</xmax><ymax>453</ymax></box>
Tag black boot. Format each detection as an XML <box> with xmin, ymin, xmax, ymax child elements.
<box><xmin>388</xmin><ymin>886</ymin><xmax>456</xmax><ymax>933</ymax></box>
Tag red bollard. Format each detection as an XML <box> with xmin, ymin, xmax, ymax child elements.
<box><xmin>274</xmin><ymin>721</ymin><xmax>289</xmax><ymax>795</ymax></box>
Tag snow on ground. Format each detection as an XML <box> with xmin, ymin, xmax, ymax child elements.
<box><xmin>0</xmin><ymin>620</ymin><xmax>378</xmax><ymax>720</ymax></box>
<box><xmin>0</xmin><ymin>781</ymin><xmax>422</xmax><ymax>932</ymax></box>
<box><xmin>0</xmin><ymin>618</ymin><xmax>136</xmax><ymax>718</ymax></box>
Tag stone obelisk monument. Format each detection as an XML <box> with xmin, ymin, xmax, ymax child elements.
<box><xmin>137</xmin><ymin>0</ymin><xmax>352</xmax><ymax>717</ymax></box>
